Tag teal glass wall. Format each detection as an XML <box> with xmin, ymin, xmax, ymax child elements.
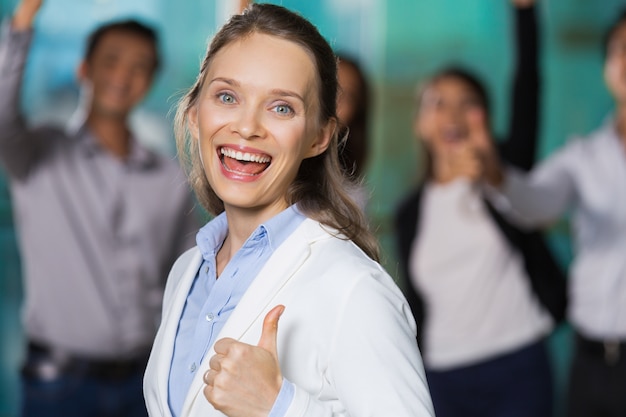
<box><xmin>1</xmin><ymin>0</ymin><xmax>623</xmax><ymax>415</ymax></box>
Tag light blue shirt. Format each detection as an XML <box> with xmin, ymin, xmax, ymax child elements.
<box><xmin>168</xmin><ymin>205</ymin><xmax>304</xmax><ymax>417</ymax></box>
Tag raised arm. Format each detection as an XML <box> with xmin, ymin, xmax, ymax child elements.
<box><xmin>499</xmin><ymin>0</ymin><xmax>541</xmax><ymax>170</ymax></box>
<box><xmin>495</xmin><ymin>142</ymin><xmax>577</xmax><ymax>228</ymax></box>
<box><xmin>0</xmin><ymin>0</ymin><xmax>44</xmax><ymax>180</ymax></box>
<box><xmin>12</xmin><ymin>0</ymin><xmax>42</xmax><ymax>30</ymax></box>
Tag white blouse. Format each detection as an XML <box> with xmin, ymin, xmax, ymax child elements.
<box><xmin>412</xmin><ymin>179</ymin><xmax>552</xmax><ymax>370</ymax></box>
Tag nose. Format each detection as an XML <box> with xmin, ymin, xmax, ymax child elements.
<box><xmin>231</xmin><ymin>105</ymin><xmax>266</xmax><ymax>140</ymax></box>
<box><xmin>109</xmin><ymin>65</ymin><xmax>131</xmax><ymax>87</ymax></box>
<box><xmin>446</xmin><ymin>102</ymin><xmax>467</xmax><ymax>124</ymax></box>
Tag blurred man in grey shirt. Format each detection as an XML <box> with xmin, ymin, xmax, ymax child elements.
<box><xmin>0</xmin><ymin>1</ymin><xmax>199</xmax><ymax>416</ymax></box>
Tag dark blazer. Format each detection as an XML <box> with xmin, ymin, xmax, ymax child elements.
<box><xmin>393</xmin><ymin>6</ymin><xmax>567</xmax><ymax>349</ymax></box>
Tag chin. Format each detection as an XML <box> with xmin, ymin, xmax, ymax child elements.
<box><xmin>95</xmin><ymin>104</ymin><xmax>134</xmax><ymax>118</ymax></box>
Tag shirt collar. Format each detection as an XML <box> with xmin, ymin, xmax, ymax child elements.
<box><xmin>67</xmin><ymin>117</ymin><xmax>158</xmax><ymax>169</ymax></box>
<box><xmin>259</xmin><ymin>204</ymin><xmax>305</xmax><ymax>251</ymax></box>
<box><xmin>195</xmin><ymin>205</ymin><xmax>305</xmax><ymax>262</ymax></box>
<box><xmin>196</xmin><ymin>212</ymin><xmax>229</xmax><ymax>261</ymax></box>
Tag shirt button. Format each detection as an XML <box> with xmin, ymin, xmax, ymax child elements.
<box><xmin>190</xmin><ymin>362</ymin><xmax>197</xmax><ymax>372</ymax></box>
<box><xmin>205</xmin><ymin>313</ymin><xmax>215</xmax><ymax>322</ymax></box>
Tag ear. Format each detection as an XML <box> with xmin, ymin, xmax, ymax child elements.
<box><xmin>305</xmin><ymin>118</ymin><xmax>336</xmax><ymax>159</ymax></box>
<box><xmin>187</xmin><ymin>105</ymin><xmax>200</xmax><ymax>140</ymax></box>
<box><xmin>76</xmin><ymin>60</ymin><xmax>89</xmax><ymax>83</ymax></box>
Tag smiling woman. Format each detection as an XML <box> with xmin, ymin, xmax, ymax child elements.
<box><xmin>219</xmin><ymin>147</ymin><xmax>271</xmax><ymax>177</ymax></box>
<box><xmin>189</xmin><ymin>32</ymin><xmax>327</xmax><ymax>205</ymax></box>
<box><xmin>142</xmin><ymin>3</ymin><xmax>435</xmax><ymax>417</ymax></box>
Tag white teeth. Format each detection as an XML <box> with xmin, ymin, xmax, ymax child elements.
<box><xmin>220</xmin><ymin>147</ymin><xmax>271</xmax><ymax>163</ymax></box>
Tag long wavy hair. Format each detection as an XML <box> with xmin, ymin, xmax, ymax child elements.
<box><xmin>174</xmin><ymin>3</ymin><xmax>380</xmax><ymax>261</ymax></box>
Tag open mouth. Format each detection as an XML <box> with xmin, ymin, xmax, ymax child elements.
<box><xmin>104</xmin><ymin>83</ymin><xmax>130</xmax><ymax>98</ymax></box>
<box><xmin>442</xmin><ymin>126</ymin><xmax>468</xmax><ymax>143</ymax></box>
<box><xmin>219</xmin><ymin>147</ymin><xmax>271</xmax><ymax>176</ymax></box>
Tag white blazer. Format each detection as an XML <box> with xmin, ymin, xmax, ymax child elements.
<box><xmin>144</xmin><ymin>218</ymin><xmax>435</xmax><ymax>416</ymax></box>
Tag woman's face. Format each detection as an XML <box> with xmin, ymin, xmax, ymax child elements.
<box><xmin>605</xmin><ymin>21</ymin><xmax>626</xmax><ymax>105</ymax></box>
<box><xmin>414</xmin><ymin>76</ymin><xmax>485</xmax><ymax>157</ymax></box>
<box><xmin>337</xmin><ymin>61</ymin><xmax>361</xmax><ymax>125</ymax></box>
<box><xmin>188</xmin><ymin>33</ymin><xmax>333</xmax><ymax>219</ymax></box>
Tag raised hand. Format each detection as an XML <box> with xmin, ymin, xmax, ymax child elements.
<box><xmin>467</xmin><ymin>109</ymin><xmax>503</xmax><ymax>186</ymax></box>
<box><xmin>12</xmin><ymin>0</ymin><xmax>43</xmax><ymax>30</ymax></box>
<box><xmin>431</xmin><ymin>108</ymin><xmax>502</xmax><ymax>185</ymax></box>
<box><xmin>430</xmin><ymin>109</ymin><xmax>486</xmax><ymax>183</ymax></box>
<box><xmin>433</xmin><ymin>142</ymin><xmax>483</xmax><ymax>183</ymax></box>
<box><xmin>203</xmin><ymin>305</ymin><xmax>285</xmax><ymax>417</ymax></box>
<box><xmin>237</xmin><ymin>0</ymin><xmax>252</xmax><ymax>14</ymax></box>
<box><xmin>511</xmin><ymin>0</ymin><xmax>535</xmax><ymax>8</ymax></box>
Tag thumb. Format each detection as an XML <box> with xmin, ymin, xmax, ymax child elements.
<box><xmin>257</xmin><ymin>305</ymin><xmax>285</xmax><ymax>355</ymax></box>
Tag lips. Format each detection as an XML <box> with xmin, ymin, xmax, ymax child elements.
<box><xmin>219</xmin><ymin>146</ymin><xmax>271</xmax><ymax>176</ymax></box>
<box><xmin>442</xmin><ymin>125</ymin><xmax>468</xmax><ymax>143</ymax></box>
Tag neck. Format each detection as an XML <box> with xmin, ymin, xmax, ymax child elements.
<box><xmin>215</xmin><ymin>210</ymin><xmax>259</xmax><ymax>277</ymax></box>
<box><xmin>431</xmin><ymin>173</ymin><xmax>457</xmax><ymax>184</ymax></box>
<box><xmin>219</xmin><ymin>202</ymin><xmax>288</xmax><ymax>262</ymax></box>
<box><xmin>430</xmin><ymin>166</ymin><xmax>463</xmax><ymax>184</ymax></box>
<box><xmin>86</xmin><ymin>112</ymin><xmax>131</xmax><ymax>159</ymax></box>
<box><xmin>615</xmin><ymin>105</ymin><xmax>626</xmax><ymax>146</ymax></box>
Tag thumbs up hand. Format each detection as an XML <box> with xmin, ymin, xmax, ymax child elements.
<box><xmin>203</xmin><ymin>305</ymin><xmax>285</xmax><ymax>417</ymax></box>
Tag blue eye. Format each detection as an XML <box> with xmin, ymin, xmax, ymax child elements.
<box><xmin>218</xmin><ymin>93</ymin><xmax>235</xmax><ymax>104</ymax></box>
<box><xmin>273</xmin><ymin>104</ymin><xmax>294</xmax><ymax>116</ymax></box>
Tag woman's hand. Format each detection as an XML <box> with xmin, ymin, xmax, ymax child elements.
<box><xmin>432</xmin><ymin>109</ymin><xmax>502</xmax><ymax>185</ymax></box>
<box><xmin>203</xmin><ymin>305</ymin><xmax>285</xmax><ymax>417</ymax></box>
<box><xmin>238</xmin><ymin>0</ymin><xmax>252</xmax><ymax>13</ymax></box>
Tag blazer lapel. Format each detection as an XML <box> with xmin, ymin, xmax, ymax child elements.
<box><xmin>155</xmin><ymin>250</ymin><xmax>204</xmax><ymax>416</ymax></box>
<box><xmin>180</xmin><ymin>219</ymin><xmax>324</xmax><ymax>416</ymax></box>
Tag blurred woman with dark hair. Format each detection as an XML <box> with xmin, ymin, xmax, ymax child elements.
<box><xmin>394</xmin><ymin>1</ymin><xmax>566</xmax><ymax>416</ymax></box>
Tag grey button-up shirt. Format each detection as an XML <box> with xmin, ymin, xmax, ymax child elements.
<box><xmin>0</xmin><ymin>25</ymin><xmax>200</xmax><ymax>358</ymax></box>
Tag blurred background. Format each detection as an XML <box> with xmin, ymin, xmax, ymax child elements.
<box><xmin>0</xmin><ymin>0</ymin><xmax>623</xmax><ymax>415</ymax></box>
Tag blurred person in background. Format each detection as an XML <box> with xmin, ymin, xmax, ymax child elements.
<box><xmin>394</xmin><ymin>0</ymin><xmax>567</xmax><ymax>416</ymax></box>
<box><xmin>336</xmin><ymin>53</ymin><xmax>371</xmax><ymax>212</ymax></box>
<box><xmin>0</xmin><ymin>0</ymin><xmax>199</xmax><ymax>416</ymax></box>
<box><xmin>476</xmin><ymin>8</ymin><xmax>626</xmax><ymax>417</ymax></box>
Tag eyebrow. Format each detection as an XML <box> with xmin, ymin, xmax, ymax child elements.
<box><xmin>208</xmin><ymin>77</ymin><xmax>306</xmax><ymax>103</ymax></box>
<box><xmin>101</xmin><ymin>48</ymin><xmax>153</xmax><ymax>62</ymax></box>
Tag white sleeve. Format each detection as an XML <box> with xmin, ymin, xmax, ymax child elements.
<box><xmin>285</xmin><ymin>274</ymin><xmax>435</xmax><ymax>417</ymax></box>
<box><xmin>485</xmin><ymin>141</ymin><xmax>579</xmax><ymax>228</ymax></box>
